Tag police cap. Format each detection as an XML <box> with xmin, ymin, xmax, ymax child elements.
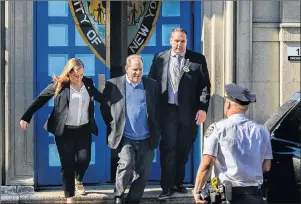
<box><xmin>224</xmin><ymin>83</ymin><xmax>256</xmax><ymax>105</ymax></box>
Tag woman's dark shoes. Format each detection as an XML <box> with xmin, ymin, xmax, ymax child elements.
<box><xmin>158</xmin><ymin>189</ymin><xmax>175</xmax><ymax>200</ymax></box>
<box><xmin>172</xmin><ymin>184</ymin><xmax>188</xmax><ymax>194</ymax></box>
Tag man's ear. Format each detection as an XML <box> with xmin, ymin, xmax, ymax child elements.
<box><xmin>226</xmin><ymin>99</ymin><xmax>231</xmax><ymax>110</ymax></box>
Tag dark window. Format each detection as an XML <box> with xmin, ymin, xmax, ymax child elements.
<box><xmin>273</xmin><ymin>104</ymin><xmax>301</xmax><ymax>144</ymax></box>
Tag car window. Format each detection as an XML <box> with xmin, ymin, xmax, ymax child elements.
<box><xmin>273</xmin><ymin>104</ymin><xmax>301</xmax><ymax>144</ymax></box>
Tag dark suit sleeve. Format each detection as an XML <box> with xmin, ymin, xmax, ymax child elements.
<box><xmin>21</xmin><ymin>82</ymin><xmax>55</xmax><ymax>123</ymax></box>
<box><xmin>100</xmin><ymin>81</ymin><xmax>113</xmax><ymax>126</ymax></box>
<box><xmin>89</xmin><ymin>79</ymin><xmax>104</xmax><ymax>104</ymax></box>
<box><xmin>148</xmin><ymin>53</ymin><xmax>158</xmax><ymax>80</ymax></box>
<box><xmin>198</xmin><ymin>55</ymin><xmax>211</xmax><ymax>112</ymax></box>
<box><xmin>154</xmin><ymin>81</ymin><xmax>161</xmax><ymax>137</ymax></box>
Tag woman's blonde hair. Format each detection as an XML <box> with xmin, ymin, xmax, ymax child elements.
<box><xmin>53</xmin><ymin>58</ymin><xmax>84</xmax><ymax>97</ymax></box>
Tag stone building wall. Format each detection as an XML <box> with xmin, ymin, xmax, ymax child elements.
<box><xmin>203</xmin><ymin>1</ymin><xmax>300</xmax><ymax>130</ymax></box>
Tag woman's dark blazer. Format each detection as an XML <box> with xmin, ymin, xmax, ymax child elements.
<box><xmin>21</xmin><ymin>77</ymin><xmax>103</xmax><ymax>137</ymax></box>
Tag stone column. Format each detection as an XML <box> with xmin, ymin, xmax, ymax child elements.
<box><xmin>279</xmin><ymin>2</ymin><xmax>301</xmax><ymax>104</ymax></box>
<box><xmin>236</xmin><ymin>1</ymin><xmax>253</xmax><ymax>118</ymax></box>
<box><xmin>5</xmin><ymin>1</ymin><xmax>34</xmax><ymax>186</ymax></box>
<box><xmin>224</xmin><ymin>1</ymin><xmax>236</xmax><ymax>84</ymax></box>
<box><xmin>203</xmin><ymin>1</ymin><xmax>226</xmax><ymax>130</ymax></box>
<box><xmin>252</xmin><ymin>1</ymin><xmax>281</xmax><ymax>124</ymax></box>
<box><xmin>0</xmin><ymin>0</ymin><xmax>5</xmax><ymax>189</ymax></box>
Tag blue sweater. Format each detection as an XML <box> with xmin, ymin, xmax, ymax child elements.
<box><xmin>124</xmin><ymin>80</ymin><xmax>149</xmax><ymax>140</ymax></box>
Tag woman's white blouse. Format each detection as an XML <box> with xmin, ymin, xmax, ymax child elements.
<box><xmin>65</xmin><ymin>84</ymin><xmax>90</xmax><ymax>126</ymax></box>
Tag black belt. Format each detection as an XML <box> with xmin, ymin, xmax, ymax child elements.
<box><xmin>65</xmin><ymin>123</ymin><xmax>88</xmax><ymax>130</ymax></box>
<box><xmin>168</xmin><ymin>103</ymin><xmax>178</xmax><ymax>108</ymax></box>
<box><xmin>232</xmin><ymin>186</ymin><xmax>260</xmax><ymax>195</ymax></box>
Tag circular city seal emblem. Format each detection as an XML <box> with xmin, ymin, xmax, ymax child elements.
<box><xmin>69</xmin><ymin>0</ymin><xmax>161</xmax><ymax>65</ymax></box>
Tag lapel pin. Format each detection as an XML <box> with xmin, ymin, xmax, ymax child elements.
<box><xmin>183</xmin><ymin>58</ymin><xmax>191</xmax><ymax>73</ymax></box>
<box><xmin>183</xmin><ymin>66</ymin><xmax>190</xmax><ymax>73</ymax></box>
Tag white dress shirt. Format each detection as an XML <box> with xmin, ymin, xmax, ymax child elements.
<box><xmin>65</xmin><ymin>84</ymin><xmax>90</xmax><ymax>126</ymax></box>
<box><xmin>126</xmin><ymin>74</ymin><xmax>142</xmax><ymax>87</ymax></box>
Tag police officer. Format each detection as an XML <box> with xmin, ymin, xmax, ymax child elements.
<box><xmin>193</xmin><ymin>83</ymin><xmax>273</xmax><ymax>204</ymax></box>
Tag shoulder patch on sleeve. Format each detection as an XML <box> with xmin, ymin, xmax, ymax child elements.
<box><xmin>204</xmin><ymin>123</ymin><xmax>217</xmax><ymax>138</ymax></box>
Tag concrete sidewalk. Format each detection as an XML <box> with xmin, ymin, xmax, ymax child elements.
<box><xmin>1</xmin><ymin>184</ymin><xmax>195</xmax><ymax>203</ymax></box>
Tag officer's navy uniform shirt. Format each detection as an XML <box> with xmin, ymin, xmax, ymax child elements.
<box><xmin>203</xmin><ymin>114</ymin><xmax>273</xmax><ymax>187</ymax></box>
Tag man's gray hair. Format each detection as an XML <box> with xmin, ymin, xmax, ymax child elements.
<box><xmin>226</xmin><ymin>98</ymin><xmax>249</xmax><ymax>113</ymax></box>
<box><xmin>126</xmin><ymin>54</ymin><xmax>143</xmax><ymax>67</ymax></box>
<box><xmin>170</xmin><ymin>27</ymin><xmax>187</xmax><ymax>37</ymax></box>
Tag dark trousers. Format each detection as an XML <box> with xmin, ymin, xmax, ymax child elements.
<box><xmin>213</xmin><ymin>195</ymin><xmax>265</xmax><ymax>204</ymax></box>
<box><xmin>114</xmin><ymin>137</ymin><xmax>154</xmax><ymax>203</ymax></box>
<box><xmin>229</xmin><ymin>194</ymin><xmax>265</xmax><ymax>204</ymax></box>
<box><xmin>160</xmin><ymin>104</ymin><xmax>196</xmax><ymax>190</ymax></box>
<box><xmin>55</xmin><ymin>124</ymin><xmax>92</xmax><ymax>198</ymax></box>
<box><xmin>212</xmin><ymin>187</ymin><xmax>266</xmax><ymax>204</ymax></box>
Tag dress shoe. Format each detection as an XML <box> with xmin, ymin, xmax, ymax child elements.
<box><xmin>115</xmin><ymin>197</ymin><xmax>123</xmax><ymax>204</ymax></box>
<box><xmin>158</xmin><ymin>189</ymin><xmax>175</xmax><ymax>200</ymax></box>
<box><xmin>172</xmin><ymin>184</ymin><xmax>188</xmax><ymax>194</ymax></box>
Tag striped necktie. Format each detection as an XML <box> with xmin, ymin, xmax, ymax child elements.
<box><xmin>172</xmin><ymin>55</ymin><xmax>182</xmax><ymax>92</ymax></box>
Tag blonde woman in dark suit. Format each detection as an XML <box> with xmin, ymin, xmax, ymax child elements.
<box><xmin>20</xmin><ymin>58</ymin><xmax>104</xmax><ymax>203</ymax></box>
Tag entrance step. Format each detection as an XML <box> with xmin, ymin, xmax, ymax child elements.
<box><xmin>1</xmin><ymin>184</ymin><xmax>195</xmax><ymax>203</ymax></box>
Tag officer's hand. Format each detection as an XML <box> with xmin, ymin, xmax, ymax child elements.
<box><xmin>195</xmin><ymin>110</ymin><xmax>206</xmax><ymax>125</ymax></box>
<box><xmin>194</xmin><ymin>193</ymin><xmax>207</xmax><ymax>203</ymax></box>
<box><xmin>20</xmin><ymin>120</ymin><xmax>29</xmax><ymax>130</ymax></box>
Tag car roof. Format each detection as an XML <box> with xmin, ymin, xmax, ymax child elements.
<box><xmin>264</xmin><ymin>91</ymin><xmax>300</xmax><ymax>133</ymax></box>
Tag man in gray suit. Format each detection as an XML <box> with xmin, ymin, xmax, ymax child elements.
<box><xmin>101</xmin><ymin>54</ymin><xmax>160</xmax><ymax>204</ymax></box>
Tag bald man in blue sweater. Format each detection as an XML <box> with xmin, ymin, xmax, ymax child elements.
<box><xmin>101</xmin><ymin>55</ymin><xmax>160</xmax><ymax>204</ymax></box>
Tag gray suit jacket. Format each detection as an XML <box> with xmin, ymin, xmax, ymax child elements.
<box><xmin>100</xmin><ymin>75</ymin><xmax>161</xmax><ymax>150</ymax></box>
